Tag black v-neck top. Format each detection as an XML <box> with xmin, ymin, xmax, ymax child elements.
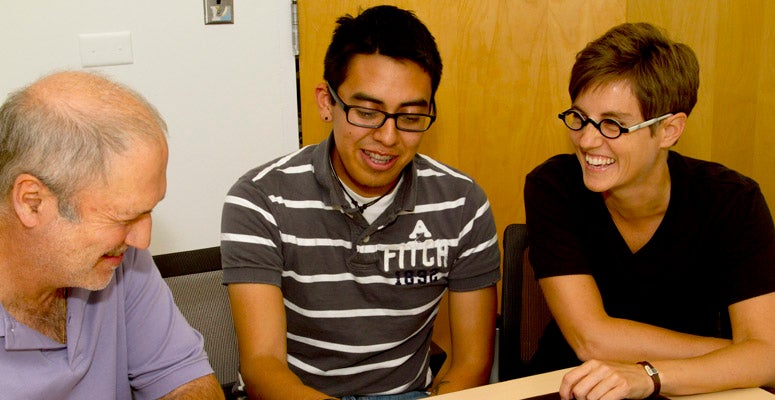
<box><xmin>523</xmin><ymin>151</ymin><xmax>775</xmax><ymax>372</ymax></box>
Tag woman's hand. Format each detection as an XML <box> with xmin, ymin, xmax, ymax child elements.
<box><xmin>559</xmin><ymin>360</ymin><xmax>656</xmax><ymax>400</ymax></box>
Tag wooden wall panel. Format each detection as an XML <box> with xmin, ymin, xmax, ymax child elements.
<box><xmin>754</xmin><ymin>2</ymin><xmax>775</xmax><ymax>207</ymax></box>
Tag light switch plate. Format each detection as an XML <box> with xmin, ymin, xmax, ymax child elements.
<box><xmin>204</xmin><ymin>0</ymin><xmax>234</xmax><ymax>25</ymax></box>
<box><xmin>78</xmin><ymin>31</ymin><xmax>133</xmax><ymax>68</ymax></box>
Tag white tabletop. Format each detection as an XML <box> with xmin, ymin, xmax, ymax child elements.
<box><xmin>433</xmin><ymin>368</ymin><xmax>775</xmax><ymax>400</ymax></box>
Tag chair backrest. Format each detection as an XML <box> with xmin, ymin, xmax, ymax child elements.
<box><xmin>499</xmin><ymin>223</ymin><xmax>552</xmax><ymax>380</ymax></box>
<box><xmin>153</xmin><ymin>246</ymin><xmax>239</xmax><ymax>391</ymax></box>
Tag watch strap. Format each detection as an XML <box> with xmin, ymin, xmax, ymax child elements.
<box><xmin>637</xmin><ymin>361</ymin><xmax>661</xmax><ymax>398</ymax></box>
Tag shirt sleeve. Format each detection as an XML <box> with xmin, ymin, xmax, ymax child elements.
<box><xmin>446</xmin><ymin>181</ymin><xmax>501</xmax><ymax>292</ymax></box>
<box><xmin>220</xmin><ymin>174</ymin><xmax>285</xmax><ymax>286</ymax></box>
<box><xmin>122</xmin><ymin>248</ymin><xmax>215</xmax><ymax>400</ymax></box>
<box><xmin>720</xmin><ymin>181</ymin><xmax>775</xmax><ymax>305</ymax></box>
<box><xmin>525</xmin><ymin>155</ymin><xmax>594</xmax><ymax>279</ymax></box>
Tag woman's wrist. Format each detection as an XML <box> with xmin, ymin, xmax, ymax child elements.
<box><xmin>637</xmin><ymin>361</ymin><xmax>661</xmax><ymax>398</ymax></box>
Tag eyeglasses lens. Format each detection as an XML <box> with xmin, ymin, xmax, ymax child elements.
<box><xmin>348</xmin><ymin>108</ymin><xmax>432</xmax><ymax>132</ymax></box>
<box><xmin>563</xmin><ymin>112</ymin><xmax>584</xmax><ymax>130</ymax></box>
<box><xmin>562</xmin><ymin>111</ymin><xmax>623</xmax><ymax>138</ymax></box>
<box><xmin>349</xmin><ymin>108</ymin><xmax>383</xmax><ymax>126</ymax></box>
<box><xmin>599</xmin><ymin>120</ymin><xmax>623</xmax><ymax>137</ymax></box>
<box><xmin>396</xmin><ymin>115</ymin><xmax>432</xmax><ymax>131</ymax></box>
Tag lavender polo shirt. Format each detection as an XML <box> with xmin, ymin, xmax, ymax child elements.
<box><xmin>0</xmin><ymin>247</ymin><xmax>214</xmax><ymax>400</ymax></box>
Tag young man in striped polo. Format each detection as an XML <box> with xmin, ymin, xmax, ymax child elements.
<box><xmin>221</xmin><ymin>6</ymin><xmax>500</xmax><ymax>399</ymax></box>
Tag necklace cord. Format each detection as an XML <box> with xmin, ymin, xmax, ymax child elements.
<box><xmin>329</xmin><ymin>156</ymin><xmax>393</xmax><ymax>213</ymax></box>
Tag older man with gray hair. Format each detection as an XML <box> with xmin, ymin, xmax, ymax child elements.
<box><xmin>0</xmin><ymin>71</ymin><xmax>223</xmax><ymax>399</ymax></box>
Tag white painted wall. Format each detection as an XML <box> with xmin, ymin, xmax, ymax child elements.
<box><xmin>0</xmin><ymin>1</ymin><xmax>300</xmax><ymax>255</ymax></box>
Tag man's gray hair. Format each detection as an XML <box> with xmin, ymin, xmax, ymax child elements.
<box><xmin>0</xmin><ymin>71</ymin><xmax>167</xmax><ymax>220</ymax></box>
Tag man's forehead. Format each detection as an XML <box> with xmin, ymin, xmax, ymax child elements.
<box><xmin>339</xmin><ymin>56</ymin><xmax>433</xmax><ymax>103</ymax></box>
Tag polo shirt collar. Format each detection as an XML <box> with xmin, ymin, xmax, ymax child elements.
<box><xmin>313</xmin><ymin>132</ymin><xmax>418</xmax><ymax>212</ymax></box>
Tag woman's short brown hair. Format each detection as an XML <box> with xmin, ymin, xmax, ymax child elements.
<box><xmin>569</xmin><ymin>22</ymin><xmax>699</xmax><ymax>120</ymax></box>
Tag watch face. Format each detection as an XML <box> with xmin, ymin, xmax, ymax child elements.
<box><xmin>645</xmin><ymin>365</ymin><xmax>658</xmax><ymax>375</ymax></box>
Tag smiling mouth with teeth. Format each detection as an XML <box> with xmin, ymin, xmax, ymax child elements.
<box><xmin>364</xmin><ymin>150</ymin><xmax>394</xmax><ymax>165</ymax></box>
<box><xmin>586</xmin><ymin>154</ymin><xmax>615</xmax><ymax>166</ymax></box>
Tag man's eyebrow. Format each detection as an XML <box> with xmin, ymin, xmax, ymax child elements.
<box><xmin>350</xmin><ymin>92</ymin><xmax>430</xmax><ymax>108</ymax></box>
<box><xmin>121</xmin><ymin>195</ymin><xmax>164</xmax><ymax>221</ymax></box>
<box><xmin>118</xmin><ymin>209</ymin><xmax>152</xmax><ymax>221</ymax></box>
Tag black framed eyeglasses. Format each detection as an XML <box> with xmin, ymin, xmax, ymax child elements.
<box><xmin>558</xmin><ymin>109</ymin><xmax>672</xmax><ymax>139</ymax></box>
<box><xmin>327</xmin><ymin>82</ymin><xmax>436</xmax><ymax>133</ymax></box>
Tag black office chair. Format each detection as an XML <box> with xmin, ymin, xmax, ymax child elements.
<box><xmin>153</xmin><ymin>246</ymin><xmax>240</xmax><ymax>398</ymax></box>
<box><xmin>498</xmin><ymin>223</ymin><xmax>552</xmax><ymax>381</ymax></box>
